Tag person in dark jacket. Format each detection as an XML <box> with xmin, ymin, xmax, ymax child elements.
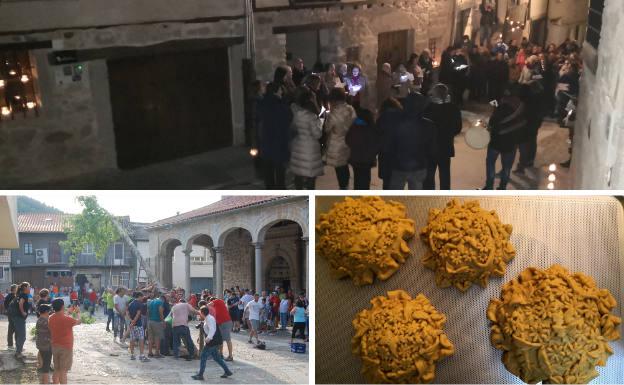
<box><xmin>423</xmin><ymin>84</ymin><xmax>463</xmax><ymax>190</ymax></box>
<box><xmin>376</xmin><ymin>97</ymin><xmax>403</xmax><ymax>190</ymax></box>
<box><xmin>439</xmin><ymin>46</ymin><xmax>455</xmax><ymax>86</ymax></box>
<box><xmin>292</xmin><ymin>58</ymin><xmax>308</xmax><ymax>87</ymax></box>
<box><xmin>418</xmin><ymin>49</ymin><xmax>434</xmax><ymax>95</ymax></box>
<box><xmin>484</xmin><ymin>90</ymin><xmax>526</xmax><ymax>190</ymax></box>
<box><xmin>479</xmin><ymin>2</ymin><xmax>496</xmax><ymax>47</ymax></box>
<box><xmin>346</xmin><ymin>108</ymin><xmax>380</xmax><ymax>190</ymax></box>
<box><xmin>515</xmin><ymin>82</ymin><xmax>545</xmax><ymax>174</ymax></box>
<box><xmin>488</xmin><ymin>52</ymin><xmax>510</xmax><ymax>102</ymax></box>
<box><xmin>388</xmin><ymin>93</ymin><xmax>435</xmax><ymax>190</ymax></box>
<box><xmin>257</xmin><ymin>83</ymin><xmax>294</xmax><ymax>189</ymax></box>
<box><xmin>5</xmin><ymin>284</ymin><xmax>16</xmax><ymax>349</ymax></box>
<box><xmin>450</xmin><ymin>48</ymin><xmax>469</xmax><ymax>107</ymax></box>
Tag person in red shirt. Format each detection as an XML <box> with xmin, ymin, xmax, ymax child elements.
<box><xmin>69</xmin><ymin>290</ymin><xmax>78</xmax><ymax>306</ymax></box>
<box><xmin>209</xmin><ymin>297</ymin><xmax>233</xmax><ymax>361</ymax></box>
<box><xmin>48</xmin><ymin>298</ymin><xmax>81</xmax><ymax>384</ymax></box>
<box><xmin>269</xmin><ymin>292</ymin><xmax>280</xmax><ymax>331</ymax></box>
<box><xmin>189</xmin><ymin>293</ymin><xmax>198</xmax><ymax>309</ymax></box>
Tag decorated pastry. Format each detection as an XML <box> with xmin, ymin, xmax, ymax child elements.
<box><xmin>420</xmin><ymin>199</ymin><xmax>515</xmax><ymax>291</ymax></box>
<box><xmin>316</xmin><ymin>196</ymin><xmax>415</xmax><ymax>285</ymax></box>
<box><xmin>351</xmin><ymin>290</ymin><xmax>455</xmax><ymax>383</ymax></box>
<box><xmin>488</xmin><ymin>265</ymin><xmax>622</xmax><ymax>384</ymax></box>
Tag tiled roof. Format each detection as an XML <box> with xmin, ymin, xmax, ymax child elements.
<box><xmin>18</xmin><ymin>213</ymin><xmax>72</xmax><ymax>233</ymax></box>
<box><xmin>148</xmin><ymin>196</ymin><xmax>288</xmax><ymax>228</ymax></box>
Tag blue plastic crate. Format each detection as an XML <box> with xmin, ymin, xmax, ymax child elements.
<box><xmin>290</xmin><ymin>342</ymin><xmax>306</xmax><ymax>353</ymax></box>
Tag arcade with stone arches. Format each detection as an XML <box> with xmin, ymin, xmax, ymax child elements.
<box><xmin>147</xmin><ymin>196</ymin><xmax>309</xmax><ymax>297</ymax></box>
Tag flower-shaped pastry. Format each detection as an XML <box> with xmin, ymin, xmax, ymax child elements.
<box><xmin>352</xmin><ymin>290</ymin><xmax>455</xmax><ymax>383</ymax></box>
<box><xmin>488</xmin><ymin>265</ymin><xmax>622</xmax><ymax>384</ymax></box>
<box><xmin>420</xmin><ymin>199</ymin><xmax>515</xmax><ymax>291</ymax></box>
<box><xmin>316</xmin><ymin>197</ymin><xmax>415</xmax><ymax>285</ymax></box>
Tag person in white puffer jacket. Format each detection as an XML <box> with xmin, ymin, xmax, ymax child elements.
<box><xmin>324</xmin><ymin>87</ymin><xmax>357</xmax><ymax>189</ymax></box>
<box><xmin>289</xmin><ymin>87</ymin><xmax>324</xmax><ymax>189</ymax></box>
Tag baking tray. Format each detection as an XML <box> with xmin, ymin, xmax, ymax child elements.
<box><xmin>315</xmin><ymin>196</ymin><xmax>624</xmax><ymax>384</ymax></box>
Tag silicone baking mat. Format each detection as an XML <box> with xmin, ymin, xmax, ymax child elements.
<box><xmin>315</xmin><ymin>196</ymin><xmax>624</xmax><ymax>384</ymax></box>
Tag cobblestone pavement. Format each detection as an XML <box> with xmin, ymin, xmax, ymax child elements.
<box><xmin>0</xmin><ymin>314</ymin><xmax>308</xmax><ymax>384</ymax></box>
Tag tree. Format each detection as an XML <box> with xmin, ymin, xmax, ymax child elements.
<box><xmin>60</xmin><ymin>196</ymin><xmax>120</xmax><ymax>265</ymax></box>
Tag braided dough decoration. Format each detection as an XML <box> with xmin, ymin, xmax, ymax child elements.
<box><xmin>351</xmin><ymin>290</ymin><xmax>455</xmax><ymax>383</ymax></box>
<box><xmin>488</xmin><ymin>265</ymin><xmax>622</xmax><ymax>384</ymax></box>
<box><xmin>316</xmin><ymin>196</ymin><xmax>415</xmax><ymax>285</ymax></box>
<box><xmin>420</xmin><ymin>199</ymin><xmax>516</xmax><ymax>292</ymax></box>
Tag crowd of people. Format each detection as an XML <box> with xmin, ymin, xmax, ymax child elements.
<box><xmin>2</xmin><ymin>281</ymin><xmax>309</xmax><ymax>384</ymax></box>
<box><xmin>253</xmin><ymin>33</ymin><xmax>582</xmax><ymax>190</ymax></box>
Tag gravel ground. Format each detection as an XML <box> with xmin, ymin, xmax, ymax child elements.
<box><xmin>0</xmin><ymin>313</ymin><xmax>308</xmax><ymax>384</ymax></box>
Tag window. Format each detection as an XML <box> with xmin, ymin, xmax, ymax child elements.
<box><xmin>0</xmin><ymin>48</ymin><xmax>39</xmax><ymax>119</ymax></box>
<box><xmin>24</xmin><ymin>242</ymin><xmax>33</xmax><ymax>255</ymax></box>
<box><xmin>0</xmin><ymin>249</ymin><xmax>10</xmax><ymax>256</ymax></box>
<box><xmin>113</xmin><ymin>272</ymin><xmax>130</xmax><ymax>288</ymax></box>
<box><xmin>586</xmin><ymin>0</ymin><xmax>604</xmax><ymax>49</ymax></box>
<box><xmin>83</xmin><ymin>243</ymin><xmax>94</xmax><ymax>254</ymax></box>
<box><xmin>191</xmin><ymin>248</ymin><xmax>211</xmax><ymax>265</ymax></box>
<box><xmin>114</xmin><ymin>242</ymin><xmax>124</xmax><ymax>260</ymax></box>
<box><xmin>0</xmin><ymin>267</ymin><xmax>4</xmax><ymax>280</ymax></box>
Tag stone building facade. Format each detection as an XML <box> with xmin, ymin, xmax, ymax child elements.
<box><xmin>146</xmin><ymin>196</ymin><xmax>309</xmax><ymax>296</ymax></box>
<box><xmin>0</xmin><ymin>0</ymin><xmax>458</xmax><ymax>186</ymax></box>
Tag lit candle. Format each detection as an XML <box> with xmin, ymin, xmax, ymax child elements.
<box><xmin>8</xmin><ymin>70</ymin><xmax>16</xmax><ymax>76</ymax></box>
<box><xmin>1</xmin><ymin>106</ymin><xmax>10</xmax><ymax>116</ymax></box>
<box><xmin>548</xmin><ymin>174</ymin><xmax>556</xmax><ymax>182</ymax></box>
<box><xmin>26</xmin><ymin>101</ymin><xmax>36</xmax><ymax>109</ymax></box>
<box><xmin>0</xmin><ymin>79</ymin><xmax>4</xmax><ymax>88</ymax></box>
<box><xmin>249</xmin><ymin>148</ymin><xmax>258</xmax><ymax>157</ymax></box>
<box><xmin>14</xmin><ymin>95</ymin><xmax>21</xmax><ymax>100</ymax></box>
<box><xmin>547</xmin><ymin>182</ymin><xmax>555</xmax><ymax>190</ymax></box>
<box><xmin>20</xmin><ymin>75</ymin><xmax>29</xmax><ymax>83</ymax></box>
<box><xmin>548</xmin><ymin>163</ymin><xmax>557</xmax><ymax>172</ymax></box>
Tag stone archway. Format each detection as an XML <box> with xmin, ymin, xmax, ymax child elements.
<box><xmin>182</xmin><ymin>234</ymin><xmax>215</xmax><ymax>295</ymax></box>
<box><xmin>266</xmin><ymin>256</ymin><xmax>292</xmax><ymax>293</ymax></box>
<box><xmin>159</xmin><ymin>238</ymin><xmax>182</xmax><ymax>289</ymax></box>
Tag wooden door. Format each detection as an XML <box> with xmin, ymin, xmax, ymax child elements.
<box><xmin>108</xmin><ymin>48</ymin><xmax>233</xmax><ymax>169</ymax></box>
<box><xmin>377</xmin><ymin>30</ymin><xmax>409</xmax><ymax>71</ymax></box>
<box><xmin>48</xmin><ymin>242</ymin><xmax>61</xmax><ymax>263</ymax></box>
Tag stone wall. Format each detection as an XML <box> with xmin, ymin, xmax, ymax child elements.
<box><xmin>0</xmin><ymin>19</ymin><xmax>245</xmax><ymax>185</ymax></box>
<box><xmin>573</xmin><ymin>0</ymin><xmax>624</xmax><ymax>189</ymax></box>
<box><xmin>253</xmin><ymin>0</ymin><xmax>455</xmax><ymax>109</ymax></box>
<box><xmin>223</xmin><ymin>231</ymin><xmax>253</xmax><ymax>291</ymax></box>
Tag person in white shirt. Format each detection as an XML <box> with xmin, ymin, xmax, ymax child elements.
<box><xmin>113</xmin><ymin>288</ymin><xmax>127</xmax><ymax>343</ymax></box>
<box><xmin>191</xmin><ymin>306</ymin><xmax>232</xmax><ymax>380</ymax></box>
<box><xmin>239</xmin><ymin>290</ymin><xmax>254</xmax><ymax>329</ymax></box>
<box><xmin>279</xmin><ymin>297</ymin><xmax>290</xmax><ymax>330</ymax></box>
<box><xmin>244</xmin><ymin>293</ymin><xmax>264</xmax><ymax>344</ymax></box>
<box><xmin>171</xmin><ymin>299</ymin><xmax>198</xmax><ymax>360</ymax></box>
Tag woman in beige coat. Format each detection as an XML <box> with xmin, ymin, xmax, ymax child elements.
<box><xmin>324</xmin><ymin>88</ymin><xmax>357</xmax><ymax>189</ymax></box>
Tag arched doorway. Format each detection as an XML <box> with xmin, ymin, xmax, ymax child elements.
<box><xmin>186</xmin><ymin>234</ymin><xmax>215</xmax><ymax>294</ymax></box>
<box><xmin>267</xmin><ymin>256</ymin><xmax>291</xmax><ymax>292</ymax></box>
<box><xmin>160</xmin><ymin>239</ymin><xmax>182</xmax><ymax>289</ymax></box>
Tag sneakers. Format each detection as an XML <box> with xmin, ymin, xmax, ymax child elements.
<box><xmin>191</xmin><ymin>375</ymin><xmax>204</xmax><ymax>381</ymax></box>
<box><xmin>221</xmin><ymin>372</ymin><xmax>233</xmax><ymax>378</ymax></box>
<box><xmin>139</xmin><ymin>356</ymin><xmax>150</xmax><ymax>362</ymax></box>
<box><xmin>130</xmin><ymin>355</ymin><xmax>136</xmax><ymax>360</ymax></box>
<box><xmin>224</xmin><ymin>356</ymin><xmax>234</xmax><ymax>362</ymax></box>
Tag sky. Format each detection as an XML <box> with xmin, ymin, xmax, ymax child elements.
<box><xmin>20</xmin><ymin>191</ymin><xmax>224</xmax><ymax>223</ymax></box>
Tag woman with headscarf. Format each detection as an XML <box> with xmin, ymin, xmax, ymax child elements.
<box><xmin>423</xmin><ymin>84</ymin><xmax>463</xmax><ymax>190</ymax></box>
<box><xmin>289</xmin><ymin>87</ymin><xmax>324</xmax><ymax>189</ymax></box>
<box><xmin>324</xmin><ymin>87</ymin><xmax>357</xmax><ymax>189</ymax></box>
<box><xmin>344</xmin><ymin>63</ymin><xmax>367</xmax><ymax>108</ymax></box>
<box><xmin>377</xmin><ymin>63</ymin><xmax>394</xmax><ymax>110</ymax></box>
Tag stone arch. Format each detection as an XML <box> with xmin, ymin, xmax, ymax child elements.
<box><xmin>255</xmin><ymin>214</ymin><xmax>308</xmax><ymax>243</ymax></box>
<box><xmin>264</xmin><ymin>252</ymin><xmax>297</xmax><ymax>293</ymax></box>
<box><xmin>219</xmin><ymin>227</ymin><xmax>254</xmax><ymax>294</ymax></box>
<box><xmin>185</xmin><ymin>233</ymin><xmax>215</xmax><ymax>254</ymax></box>
<box><xmin>159</xmin><ymin>238</ymin><xmax>182</xmax><ymax>289</ymax></box>
<box><xmin>217</xmin><ymin>224</ymin><xmax>255</xmax><ymax>248</ymax></box>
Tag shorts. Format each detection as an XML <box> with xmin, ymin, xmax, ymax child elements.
<box><xmin>130</xmin><ymin>326</ymin><xmax>145</xmax><ymax>341</ymax></box>
<box><xmin>250</xmin><ymin>319</ymin><xmax>260</xmax><ymax>331</ymax></box>
<box><xmin>229</xmin><ymin>309</ymin><xmax>240</xmax><ymax>322</ymax></box>
<box><xmin>39</xmin><ymin>350</ymin><xmax>52</xmax><ymax>374</ymax></box>
<box><xmin>219</xmin><ymin>321</ymin><xmax>232</xmax><ymax>342</ymax></box>
<box><xmin>52</xmin><ymin>346</ymin><xmax>73</xmax><ymax>372</ymax></box>
<box><xmin>148</xmin><ymin>321</ymin><xmax>164</xmax><ymax>340</ymax></box>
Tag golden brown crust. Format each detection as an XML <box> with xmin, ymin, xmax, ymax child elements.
<box><xmin>419</xmin><ymin>199</ymin><xmax>516</xmax><ymax>291</ymax></box>
<box><xmin>351</xmin><ymin>290</ymin><xmax>455</xmax><ymax>384</ymax></box>
<box><xmin>488</xmin><ymin>265</ymin><xmax>622</xmax><ymax>384</ymax></box>
<box><xmin>316</xmin><ymin>196</ymin><xmax>415</xmax><ymax>285</ymax></box>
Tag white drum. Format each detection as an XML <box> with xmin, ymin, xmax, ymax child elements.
<box><xmin>465</xmin><ymin>126</ymin><xmax>491</xmax><ymax>149</ymax></box>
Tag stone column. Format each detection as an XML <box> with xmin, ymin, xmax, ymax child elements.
<box><xmin>302</xmin><ymin>237</ymin><xmax>309</xmax><ymax>294</ymax></box>
<box><xmin>183</xmin><ymin>249</ymin><xmax>192</xmax><ymax>296</ymax></box>
<box><xmin>213</xmin><ymin>247</ymin><xmax>224</xmax><ymax>298</ymax></box>
<box><xmin>252</xmin><ymin>242</ymin><xmax>264</xmax><ymax>294</ymax></box>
